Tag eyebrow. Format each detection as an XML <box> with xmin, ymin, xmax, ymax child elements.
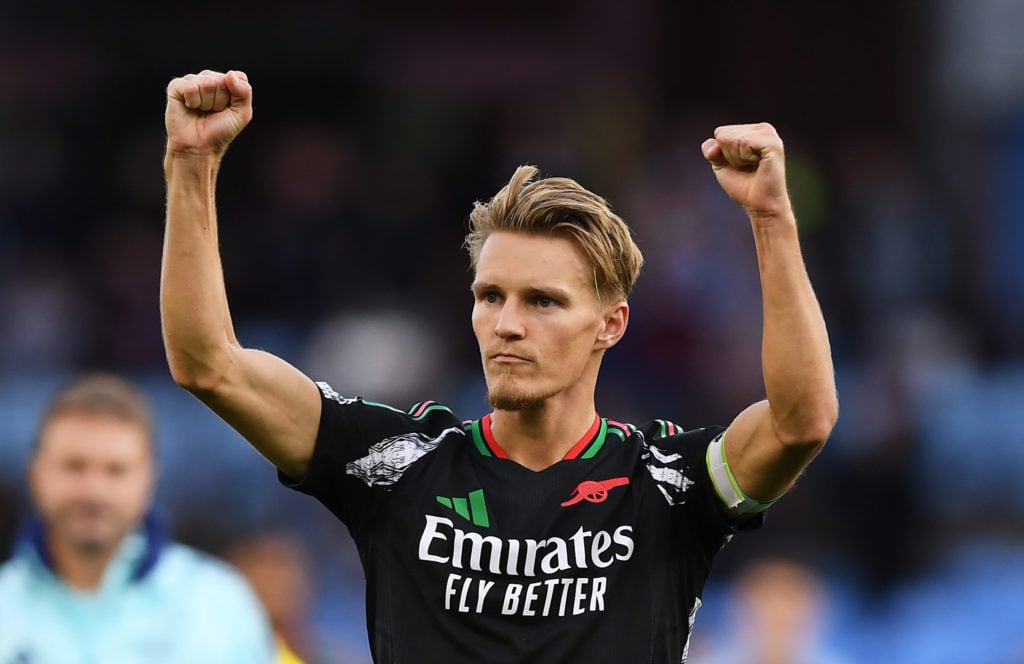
<box><xmin>471</xmin><ymin>282</ymin><xmax>574</xmax><ymax>301</ymax></box>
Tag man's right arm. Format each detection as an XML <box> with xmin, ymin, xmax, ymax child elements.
<box><xmin>162</xmin><ymin>70</ymin><xmax>320</xmax><ymax>479</ymax></box>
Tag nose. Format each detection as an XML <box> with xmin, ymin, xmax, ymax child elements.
<box><xmin>494</xmin><ymin>299</ymin><xmax>525</xmax><ymax>340</ymax></box>
<box><xmin>78</xmin><ymin>467</ymin><xmax>111</xmax><ymax>499</ymax></box>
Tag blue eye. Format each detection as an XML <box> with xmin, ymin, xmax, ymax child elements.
<box><xmin>484</xmin><ymin>293</ymin><xmax>499</xmax><ymax>304</ymax></box>
<box><xmin>537</xmin><ymin>296</ymin><xmax>554</xmax><ymax>308</ymax></box>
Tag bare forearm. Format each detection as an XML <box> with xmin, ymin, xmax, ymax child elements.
<box><xmin>753</xmin><ymin>215</ymin><xmax>837</xmax><ymax>446</ymax></box>
<box><xmin>159</xmin><ymin>70</ymin><xmax>322</xmax><ymax>475</ymax></box>
<box><xmin>161</xmin><ymin>152</ymin><xmax>239</xmax><ymax>390</ymax></box>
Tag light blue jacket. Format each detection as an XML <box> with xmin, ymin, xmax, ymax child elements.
<box><xmin>0</xmin><ymin>516</ymin><xmax>275</xmax><ymax>664</ymax></box>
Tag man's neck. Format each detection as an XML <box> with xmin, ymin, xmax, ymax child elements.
<box><xmin>47</xmin><ymin>532</ymin><xmax>119</xmax><ymax>592</ymax></box>
<box><xmin>489</xmin><ymin>399</ymin><xmax>598</xmax><ymax>471</ymax></box>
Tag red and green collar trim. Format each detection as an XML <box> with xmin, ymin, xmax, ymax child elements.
<box><xmin>466</xmin><ymin>413</ymin><xmax>612</xmax><ymax>461</ymax></box>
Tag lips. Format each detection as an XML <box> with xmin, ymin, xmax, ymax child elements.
<box><xmin>65</xmin><ymin>503</ymin><xmax>114</xmax><ymax>524</ymax></box>
<box><xmin>490</xmin><ymin>352</ymin><xmax>532</xmax><ymax>363</ymax></box>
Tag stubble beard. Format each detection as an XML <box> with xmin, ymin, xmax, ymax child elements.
<box><xmin>486</xmin><ymin>366</ymin><xmax>550</xmax><ymax>411</ymax></box>
<box><xmin>487</xmin><ymin>389</ymin><xmax>539</xmax><ymax>411</ymax></box>
<box><xmin>57</xmin><ymin>503</ymin><xmax>127</xmax><ymax>557</ymax></box>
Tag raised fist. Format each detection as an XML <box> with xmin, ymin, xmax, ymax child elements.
<box><xmin>165</xmin><ymin>70</ymin><xmax>253</xmax><ymax>157</ymax></box>
<box><xmin>701</xmin><ymin>123</ymin><xmax>792</xmax><ymax>221</ymax></box>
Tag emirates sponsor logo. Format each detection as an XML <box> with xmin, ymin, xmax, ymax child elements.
<box><xmin>418</xmin><ymin>516</ymin><xmax>634</xmax><ymax>577</ymax></box>
<box><xmin>417</xmin><ymin>515</ymin><xmax>635</xmax><ymax>618</ymax></box>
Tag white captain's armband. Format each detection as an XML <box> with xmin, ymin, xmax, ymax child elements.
<box><xmin>706</xmin><ymin>432</ymin><xmax>781</xmax><ymax>515</ymax></box>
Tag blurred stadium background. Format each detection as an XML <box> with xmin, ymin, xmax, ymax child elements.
<box><xmin>3</xmin><ymin>1</ymin><xmax>1024</xmax><ymax>662</ymax></box>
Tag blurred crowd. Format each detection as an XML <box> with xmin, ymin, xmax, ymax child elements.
<box><xmin>3</xmin><ymin>1</ymin><xmax>1024</xmax><ymax>662</ymax></box>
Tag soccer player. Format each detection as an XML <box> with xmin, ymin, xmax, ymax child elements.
<box><xmin>162</xmin><ymin>70</ymin><xmax>838</xmax><ymax>663</ymax></box>
<box><xmin>0</xmin><ymin>374</ymin><xmax>275</xmax><ymax>663</ymax></box>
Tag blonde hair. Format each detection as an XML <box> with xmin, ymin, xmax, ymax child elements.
<box><xmin>36</xmin><ymin>374</ymin><xmax>155</xmax><ymax>452</ymax></box>
<box><xmin>464</xmin><ymin>166</ymin><xmax>643</xmax><ymax>301</ymax></box>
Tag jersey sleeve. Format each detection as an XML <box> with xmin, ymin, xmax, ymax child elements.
<box><xmin>640</xmin><ymin>423</ymin><xmax>764</xmax><ymax>559</ymax></box>
<box><xmin>278</xmin><ymin>381</ymin><xmax>465</xmax><ymax>534</ymax></box>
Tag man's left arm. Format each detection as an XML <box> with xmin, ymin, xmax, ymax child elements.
<box><xmin>701</xmin><ymin>123</ymin><xmax>839</xmax><ymax>508</ymax></box>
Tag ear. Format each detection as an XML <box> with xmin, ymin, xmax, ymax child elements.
<box><xmin>144</xmin><ymin>457</ymin><xmax>159</xmax><ymax>502</ymax></box>
<box><xmin>27</xmin><ymin>455</ymin><xmax>42</xmax><ymax>505</ymax></box>
<box><xmin>595</xmin><ymin>300</ymin><xmax>629</xmax><ymax>350</ymax></box>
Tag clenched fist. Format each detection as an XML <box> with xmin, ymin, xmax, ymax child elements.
<box><xmin>165</xmin><ymin>70</ymin><xmax>253</xmax><ymax>157</ymax></box>
<box><xmin>701</xmin><ymin>123</ymin><xmax>793</xmax><ymax>222</ymax></box>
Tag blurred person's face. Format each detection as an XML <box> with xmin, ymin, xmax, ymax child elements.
<box><xmin>229</xmin><ymin>537</ymin><xmax>312</xmax><ymax>630</ymax></box>
<box><xmin>471</xmin><ymin>232</ymin><xmax>626</xmax><ymax>411</ymax></box>
<box><xmin>29</xmin><ymin>413</ymin><xmax>154</xmax><ymax>556</ymax></box>
<box><xmin>734</xmin><ymin>559</ymin><xmax>824</xmax><ymax>651</ymax></box>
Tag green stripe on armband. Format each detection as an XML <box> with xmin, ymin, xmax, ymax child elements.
<box><xmin>705</xmin><ymin>432</ymin><xmax>782</xmax><ymax>515</ymax></box>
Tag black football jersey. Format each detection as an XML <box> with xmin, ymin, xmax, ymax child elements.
<box><xmin>281</xmin><ymin>382</ymin><xmax>762</xmax><ymax>663</ymax></box>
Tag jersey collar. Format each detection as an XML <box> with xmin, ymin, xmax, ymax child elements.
<box><xmin>466</xmin><ymin>413</ymin><xmax>608</xmax><ymax>461</ymax></box>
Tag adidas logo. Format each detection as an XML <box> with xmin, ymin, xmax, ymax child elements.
<box><xmin>436</xmin><ymin>489</ymin><xmax>490</xmax><ymax>528</ymax></box>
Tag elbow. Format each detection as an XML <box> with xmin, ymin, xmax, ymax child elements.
<box><xmin>775</xmin><ymin>399</ymin><xmax>839</xmax><ymax>450</ymax></box>
<box><xmin>168</xmin><ymin>364</ymin><xmax>224</xmax><ymax>396</ymax></box>
<box><xmin>164</xmin><ymin>346</ymin><xmax>233</xmax><ymax>397</ymax></box>
<box><xmin>790</xmin><ymin>417</ymin><xmax>837</xmax><ymax>449</ymax></box>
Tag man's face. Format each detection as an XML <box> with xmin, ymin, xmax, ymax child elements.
<box><xmin>29</xmin><ymin>413</ymin><xmax>154</xmax><ymax>556</ymax></box>
<box><xmin>471</xmin><ymin>231</ymin><xmax>626</xmax><ymax>411</ymax></box>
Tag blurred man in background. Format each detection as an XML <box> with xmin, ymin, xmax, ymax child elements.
<box><xmin>0</xmin><ymin>374</ymin><xmax>275</xmax><ymax>663</ymax></box>
<box><xmin>161</xmin><ymin>70</ymin><xmax>837</xmax><ymax>663</ymax></box>
<box><xmin>227</xmin><ymin>532</ymin><xmax>319</xmax><ymax>664</ymax></box>
<box><xmin>698</xmin><ymin>555</ymin><xmax>851</xmax><ymax>664</ymax></box>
